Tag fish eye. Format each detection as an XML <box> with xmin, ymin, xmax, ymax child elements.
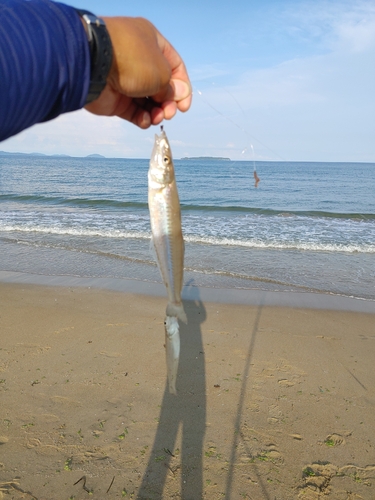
<box><xmin>163</xmin><ymin>156</ymin><xmax>170</xmax><ymax>164</ymax></box>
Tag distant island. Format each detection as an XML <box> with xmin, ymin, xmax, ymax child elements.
<box><xmin>181</xmin><ymin>156</ymin><xmax>231</xmax><ymax>161</ymax></box>
<box><xmin>0</xmin><ymin>151</ymin><xmax>51</xmax><ymax>157</ymax></box>
<box><xmin>0</xmin><ymin>151</ymin><xmax>106</xmax><ymax>158</ymax></box>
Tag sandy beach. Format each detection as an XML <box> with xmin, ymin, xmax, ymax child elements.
<box><xmin>1</xmin><ymin>282</ymin><xmax>375</xmax><ymax>500</ymax></box>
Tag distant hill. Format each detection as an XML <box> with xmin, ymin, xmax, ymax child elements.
<box><xmin>0</xmin><ymin>151</ymin><xmax>70</xmax><ymax>157</ymax></box>
<box><xmin>0</xmin><ymin>151</ymin><xmax>105</xmax><ymax>158</ymax></box>
<box><xmin>0</xmin><ymin>151</ymin><xmax>46</xmax><ymax>156</ymax></box>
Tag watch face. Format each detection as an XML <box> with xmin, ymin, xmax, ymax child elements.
<box><xmin>83</xmin><ymin>13</ymin><xmax>106</xmax><ymax>28</ymax></box>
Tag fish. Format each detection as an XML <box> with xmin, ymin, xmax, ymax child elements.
<box><xmin>148</xmin><ymin>126</ymin><xmax>186</xmax><ymax>394</ymax></box>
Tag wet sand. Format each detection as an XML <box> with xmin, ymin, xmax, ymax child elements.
<box><xmin>1</xmin><ymin>282</ymin><xmax>375</xmax><ymax>499</ymax></box>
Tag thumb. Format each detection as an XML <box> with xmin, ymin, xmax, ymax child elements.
<box><xmin>152</xmin><ymin>78</ymin><xmax>192</xmax><ymax>105</ymax></box>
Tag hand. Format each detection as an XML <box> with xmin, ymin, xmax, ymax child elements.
<box><xmin>84</xmin><ymin>17</ymin><xmax>192</xmax><ymax>129</ymax></box>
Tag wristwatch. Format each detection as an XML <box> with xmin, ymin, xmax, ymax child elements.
<box><xmin>76</xmin><ymin>9</ymin><xmax>113</xmax><ymax>104</ymax></box>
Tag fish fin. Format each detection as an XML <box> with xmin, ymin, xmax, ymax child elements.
<box><xmin>166</xmin><ymin>302</ymin><xmax>187</xmax><ymax>323</ymax></box>
<box><xmin>165</xmin><ymin>316</ymin><xmax>180</xmax><ymax>395</ymax></box>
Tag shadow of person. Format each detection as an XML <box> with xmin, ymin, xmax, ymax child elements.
<box><xmin>137</xmin><ymin>283</ymin><xmax>206</xmax><ymax>500</ymax></box>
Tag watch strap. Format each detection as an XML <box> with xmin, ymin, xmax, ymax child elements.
<box><xmin>76</xmin><ymin>9</ymin><xmax>113</xmax><ymax>104</ymax></box>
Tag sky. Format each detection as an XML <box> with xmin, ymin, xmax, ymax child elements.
<box><xmin>2</xmin><ymin>0</ymin><xmax>375</xmax><ymax>161</ymax></box>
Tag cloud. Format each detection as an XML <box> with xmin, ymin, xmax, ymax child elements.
<box><xmin>336</xmin><ymin>15</ymin><xmax>375</xmax><ymax>53</ymax></box>
<box><xmin>178</xmin><ymin>0</ymin><xmax>375</xmax><ymax>162</ymax></box>
<box><xmin>2</xmin><ymin>109</ymin><xmax>152</xmax><ymax>157</ymax></box>
<box><xmin>186</xmin><ymin>39</ymin><xmax>375</xmax><ymax>161</ymax></box>
<box><xmin>282</xmin><ymin>0</ymin><xmax>375</xmax><ymax>53</ymax></box>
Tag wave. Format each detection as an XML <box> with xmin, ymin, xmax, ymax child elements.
<box><xmin>0</xmin><ymin>194</ymin><xmax>149</xmax><ymax>210</ymax></box>
<box><xmin>184</xmin><ymin>266</ymin><xmax>314</xmax><ymax>290</ymax></box>
<box><xmin>1</xmin><ymin>224</ymin><xmax>374</xmax><ymax>254</ymax></box>
<box><xmin>181</xmin><ymin>205</ymin><xmax>375</xmax><ymax>220</ymax></box>
<box><xmin>4</xmin><ymin>237</ymin><xmax>158</xmax><ymax>265</ymax></box>
<box><xmin>183</xmin><ymin>235</ymin><xmax>375</xmax><ymax>253</ymax></box>
<box><xmin>0</xmin><ymin>224</ymin><xmax>151</xmax><ymax>240</ymax></box>
<box><xmin>0</xmin><ymin>237</ymin><xmax>347</xmax><ymax>293</ymax></box>
<box><xmin>0</xmin><ymin>237</ymin><xmax>330</xmax><ymax>294</ymax></box>
<box><xmin>1</xmin><ymin>194</ymin><xmax>374</xmax><ymax>220</ymax></box>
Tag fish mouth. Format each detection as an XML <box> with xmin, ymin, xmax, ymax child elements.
<box><xmin>153</xmin><ymin>128</ymin><xmax>169</xmax><ymax>155</ymax></box>
<box><xmin>156</xmin><ymin>125</ymin><xmax>167</xmax><ymax>142</ymax></box>
<box><xmin>152</xmin><ymin>126</ymin><xmax>166</xmax><ymax>151</ymax></box>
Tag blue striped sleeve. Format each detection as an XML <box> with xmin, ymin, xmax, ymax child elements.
<box><xmin>0</xmin><ymin>0</ymin><xmax>90</xmax><ymax>141</ymax></box>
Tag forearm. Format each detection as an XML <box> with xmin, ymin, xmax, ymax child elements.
<box><xmin>0</xmin><ymin>2</ymin><xmax>192</xmax><ymax>140</ymax></box>
<box><xmin>0</xmin><ymin>0</ymin><xmax>89</xmax><ymax>141</ymax></box>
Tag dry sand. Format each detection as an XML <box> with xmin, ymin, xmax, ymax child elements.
<box><xmin>0</xmin><ymin>283</ymin><xmax>374</xmax><ymax>499</ymax></box>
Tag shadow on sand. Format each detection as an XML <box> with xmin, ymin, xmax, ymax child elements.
<box><xmin>137</xmin><ymin>285</ymin><xmax>271</xmax><ymax>499</ymax></box>
<box><xmin>224</xmin><ymin>299</ymin><xmax>271</xmax><ymax>500</ymax></box>
<box><xmin>137</xmin><ymin>283</ymin><xmax>207</xmax><ymax>499</ymax></box>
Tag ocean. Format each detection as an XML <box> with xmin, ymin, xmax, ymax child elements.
<box><xmin>0</xmin><ymin>155</ymin><xmax>374</xmax><ymax>300</ymax></box>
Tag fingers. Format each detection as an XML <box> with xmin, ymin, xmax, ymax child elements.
<box><xmin>128</xmin><ymin>102</ymin><xmax>178</xmax><ymax>129</ymax></box>
<box><xmin>151</xmin><ymin>35</ymin><xmax>192</xmax><ymax>111</ymax></box>
<box><xmin>86</xmin><ymin>84</ymin><xmax>183</xmax><ymax>129</ymax></box>
<box><xmin>152</xmin><ymin>79</ymin><xmax>191</xmax><ymax>110</ymax></box>
<box><xmin>172</xmin><ymin>80</ymin><xmax>192</xmax><ymax>112</ymax></box>
<box><xmin>85</xmin><ymin>16</ymin><xmax>192</xmax><ymax>127</ymax></box>
<box><xmin>133</xmin><ymin>97</ymin><xmax>176</xmax><ymax>125</ymax></box>
<box><xmin>133</xmin><ymin>102</ymin><xmax>176</xmax><ymax>128</ymax></box>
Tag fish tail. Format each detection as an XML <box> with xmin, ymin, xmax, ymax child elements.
<box><xmin>166</xmin><ymin>302</ymin><xmax>187</xmax><ymax>323</ymax></box>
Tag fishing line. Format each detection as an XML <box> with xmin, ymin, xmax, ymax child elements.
<box><xmin>196</xmin><ymin>88</ymin><xmax>260</xmax><ymax>187</ymax></box>
<box><xmin>195</xmin><ymin>84</ymin><xmax>286</xmax><ymax>187</ymax></box>
<box><xmin>196</xmin><ymin>84</ymin><xmax>285</xmax><ymax>161</ymax></box>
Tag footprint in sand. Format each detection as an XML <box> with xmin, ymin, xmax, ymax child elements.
<box><xmin>301</xmin><ymin>462</ymin><xmax>338</xmax><ymax>493</ymax></box>
<box><xmin>267</xmin><ymin>404</ymin><xmax>283</xmax><ymax>424</ymax></box>
<box><xmin>256</xmin><ymin>359</ymin><xmax>305</xmax><ymax>389</ymax></box>
<box><xmin>300</xmin><ymin>462</ymin><xmax>375</xmax><ymax>496</ymax></box>
<box><xmin>324</xmin><ymin>433</ymin><xmax>345</xmax><ymax>446</ymax></box>
<box><xmin>238</xmin><ymin>424</ymin><xmax>283</xmax><ymax>465</ymax></box>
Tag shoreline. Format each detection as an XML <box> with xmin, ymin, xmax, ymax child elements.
<box><xmin>1</xmin><ymin>269</ymin><xmax>374</xmax><ymax>313</ymax></box>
